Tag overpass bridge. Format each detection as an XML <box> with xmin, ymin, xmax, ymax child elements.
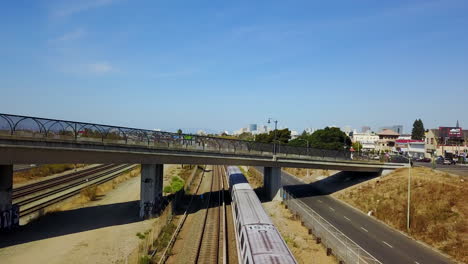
<box><xmin>0</xmin><ymin>114</ymin><xmax>405</xmax><ymax>230</ymax></box>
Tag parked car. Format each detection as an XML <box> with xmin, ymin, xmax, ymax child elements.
<box><xmin>416</xmin><ymin>157</ymin><xmax>431</xmax><ymax>162</ymax></box>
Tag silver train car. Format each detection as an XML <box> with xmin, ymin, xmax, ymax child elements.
<box><xmin>226</xmin><ymin>166</ymin><xmax>297</xmax><ymax>264</ymax></box>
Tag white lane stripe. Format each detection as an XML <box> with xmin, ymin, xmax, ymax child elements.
<box><xmin>329</xmin><ymin>207</ymin><xmax>335</xmax><ymax>211</ymax></box>
<box><xmin>344</xmin><ymin>216</ymin><xmax>351</xmax><ymax>221</ymax></box>
<box><xmin>361</xmin><ymin>227</ymin><xmax>368</xmax><ymax>232</ymax></box>
<box><xmin>383</xmin><ymin>241</ymin><xmax>393</xmax><ymax>248</ymax></box>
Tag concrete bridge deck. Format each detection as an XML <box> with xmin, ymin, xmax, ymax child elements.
<box><xmin>0</xmin><ymin>137</ymin><xmax>404</xmax><ymax>172</ymax></box>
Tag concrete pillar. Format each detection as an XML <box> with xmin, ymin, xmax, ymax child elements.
<box><xmin>1</xmin><ymin>165</ymin><xmax>19</xmax><ymax>231</ymax></box>
<box><xmin>140</xmin><ymin>164</ymin><xmax>164</xmax><ymax>219</ymax></box>
<box><xmin>263</xmin><ymin>167</ymin><xmax>282</xmax><ymax>201</ymax></box>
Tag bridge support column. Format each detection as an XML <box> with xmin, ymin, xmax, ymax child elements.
<box><xmin>264</xmin><ymin>167</ymin><xmax>282</xmax><ymax>201</ymax></box>
<box><xmin>0</xmin><ymin>165</ymin><xmax>19</xmax><ymax>231</ymax></box>
<box><xmin>140</xmin><ymin>164</ymin><xmax>164</xmax><ymax>219</ymax></box>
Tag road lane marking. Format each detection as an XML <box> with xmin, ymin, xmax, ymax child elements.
<box><xmin>329</xmin><ymin>207</ymin><xmax>335</xmax><ymax>212</ymax></box>
<box><xmin>414</xmin><ymin>261</ymin><xmax>420</xmax><ymax>264</ymax></box>
<box><xmin>360</xmin><ymin>227</ymin><xmax>368</xmax><ymax>232</ymax></box>
<box><xmin>383</xmin><ymin>241</ymin><xmax>393</xmax><ymax>248</ymax></box>
<box><xmin>344</xmin><ymin>216</ymin><xmax>351</xmax><ymax>221</ymax></box>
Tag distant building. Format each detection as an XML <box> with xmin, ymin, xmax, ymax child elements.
<box><xmin>304</xmin><ymin>128</ymin><xmax>316</xmax><ymax>134</ymax></box>
<box><xmin>425</xmin><ymin>122</ymin><xmax>467</xmax><ymax>156</ymax></box>
<box><xmin>290</xmin><ymin>130</ymin><xmax>299</xmax><ymax>139</ymax></box>
<box><xmin>361</xmin><ymin>126</ymin><xmax>371</xmax><ymax>133</ymax></box>
<box><xmin>395</xmin><ymin>139</ymin><xmax>425</xmax><ymax>158</ymax></box>
<box><xmin>248</xmin><ymin>124</ymin><xmax>257</xmax><ymax>132</ymax></box>
<box><xmin>376</xmin><ymin>129</ymin><xmax>400</xmax><ymax>152</ymax></box>
<box><xmin>398</xmin><ymin>134</ymin><xmax>412</xmax><ymax>140</ymax></box>
<box><xmin>380</xmin><ymin>125</ymin><xmax>403</xmax><ymax>134</ymax></box>
<box><xmin>197</xmin><ymin>130</ymin><xmax>207</xmax><ymax>136</ymax></box>
<box><xmin>352</xmin><ymin>131</ymin><xmax>379</xmax><ymax>151</ymax></box>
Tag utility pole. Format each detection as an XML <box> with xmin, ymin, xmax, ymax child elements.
<box><xmin>268</xmin><ymin>118</ymin><xmax>278</xmax><ymax>155</ymax></box>
<box><xmin>407</xmin><ymin>141</ymin><xmax>411</xmax><ymax>232</ymax></box>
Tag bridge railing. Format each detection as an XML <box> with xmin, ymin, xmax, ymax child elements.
<box><xmin>282</xmin><ymin>188</ymin><xmax>382</xmax><ymax>264</ymax></box>
<box><xmin>0</xmin><ymin>113</ymin><xmax>362</xmax><ymax>162</ymax></box>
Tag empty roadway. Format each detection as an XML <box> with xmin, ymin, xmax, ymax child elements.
<box><xmin>255</xmin><ymin>167</ymin><xmax>452</xmax><ymax>264</ymax></box>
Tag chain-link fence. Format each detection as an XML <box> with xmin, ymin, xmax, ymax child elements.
<box><xmin>282</xmin><ymin>189</ymin><xmax>382</xmax><ymax>264</ymax></box>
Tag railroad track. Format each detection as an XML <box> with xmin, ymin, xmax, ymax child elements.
<box><xmin>13</xmin><ymin>164</ymin><xmax>115</xmax><ymax>199</ymax></box>
<box><xmin>14</xmin><ymin>164</ymin><xmax>137</xmax><ymax>217</ymax></box>
<box><xmin>194</xmin><ymin>165</ymin><xmax>226</xmax><ymax>264</ymax></box>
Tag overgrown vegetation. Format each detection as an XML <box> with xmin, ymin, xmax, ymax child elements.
<box><xmin>14</xmin><ymin>164</ymin><xmax>81</xmax><ymax>183</ymax></box>
<box><xmin>334</xmin><ymin>167</ymin><xmax>467</xmax><ymax>263</ymax></box>
<box><xmin>139</xmin><ymin>255</ymin><xmax>151</xmax><ymax>264</ymax></box>
<box><xmin>80</xmin><ymin>185</ymin><xmax>98</xmax><ymax>201</ymax></box>
<box><xmin>152</xmin><ymin>222</ymin><xmax>177</xmax><ymax>261</ymax></box>
<box><xmin>163</xmin><ymin>176</ymin><xmax>185</xmax><ymax>194</ymax></box>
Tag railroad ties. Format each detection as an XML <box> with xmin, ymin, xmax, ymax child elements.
<box><xmin>194</xmin><ymin>165</ymin><xmax>226</xmax><ymax>263</ymax></box>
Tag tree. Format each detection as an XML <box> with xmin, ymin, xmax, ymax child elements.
<box><xmin>254</xmin><ymin>128</ymin><xmax>291</xmax><ymax>144</ymax></box>
<box><xmin>308</xmin><ymin>127</ymin><xmax>351</xmax><ymax>150</ymax></box>
<box><xmin>411</xmin><ymin>119</ymin><xmax>425</xmax><ymax>140</ymax></box>
<box><xmin>237</xmin><ymin>132</ymin><xmax>254</xmax><ymax>141</ymax></box>
<box><xmin>177</xmin><ymin>129</ymin><xmax>182</xmax><ymax>135</ymax></box>
<box><xmin>288</xmin><ymin>131</ymin><xmax>311</xmax><ymax>147</ymax></box>
<box><xmin>352</xmin><ymin>141</ymin><xmax>363</xmax><ymax>152</ymax></box>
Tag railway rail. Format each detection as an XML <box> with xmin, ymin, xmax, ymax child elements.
<box><xmin>194</xmin><ymin>165</ymin><xmax>226</xmax><ymax>263</ymax></box>
<box><xmin>14</xmin><ymin>164</ymin><xmax>137</xmax><ymax>217</ymax></box>
<box><xmin>158</xmin><ymin>165</ymin><xmax>229</xmax><ymax>264</ymax></box>
<box><xmin>13</xmin><ymin>164</ymin><xmax>115</xmax><ymax>199</ymax></box>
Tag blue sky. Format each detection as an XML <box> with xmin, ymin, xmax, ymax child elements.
<box><xmin>1</xmin><ymin>0</ymin><xmax>467</xmax><ymax>134</ymax></box>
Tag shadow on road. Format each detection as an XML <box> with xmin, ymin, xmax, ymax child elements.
<box><xmin>282</xmin><ymin>171</ymin><xmax>380</xmax><ymax>198</ymax></box>
<box><xmin>0</xmin><ymin>201</ymin><xmax>141</xmax><ymax>248</ymax></box>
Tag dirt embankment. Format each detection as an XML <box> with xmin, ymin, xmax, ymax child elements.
<box><xmin>262</xmin><ymin>201</ymin><xmax>337</xmax><ymax>264</ymax></box>
<box><xmin>333</xmin><ymin>167</ymin><xmax>467</xmax><ymax>263</ymax></box>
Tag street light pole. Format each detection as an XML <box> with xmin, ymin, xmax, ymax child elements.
<box><xmin>407</xmin><ymin>141</ymin><xmax>411</xmax><ymax>232</ymax></box>
<box><xmin>268</xmin><ymin>118</ymin><xmax>278</xmax><ymax>155</ymax></box>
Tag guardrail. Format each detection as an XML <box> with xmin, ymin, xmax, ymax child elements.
<box><xmin>282</xmin><ymin>189</ymin><xmax>382</xmax><ymax>264</ymax></box>
<box><xmin>0</xmin><ymin>113</ymin><xmax>356</xmax><ymax>162</ymax></box>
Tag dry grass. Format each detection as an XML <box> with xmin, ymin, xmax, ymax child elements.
<box><xmin>334</xmin><ymin>167</ymin><xmax>467</xmax><ymax>263</ymax></box>
<box><xmin>80</xmin><ymin>185</ymin><xmax>98</xmax><ymax>201</ymax></box>
<box><xmin>13</xmin><ymin>164</ymin><xmax>85</xmax><ymax>184</ymax></box>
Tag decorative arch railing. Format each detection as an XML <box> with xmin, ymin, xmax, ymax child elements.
<box><xmin>0</xmin><ymin>113</ymin><xmax>358</xmax><ymax>162</ymax></box>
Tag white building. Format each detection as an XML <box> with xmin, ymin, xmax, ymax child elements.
<box><xmin>351</xmin><ymin>131</ymin><xmax>379</xmax><ymax>151</ymax></box>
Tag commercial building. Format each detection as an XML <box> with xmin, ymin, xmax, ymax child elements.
<box><xmin>425</xmin><ymin>125</ymin><xmax>468</xmax><ymax>157</ymax></box>
<box><xmin>380</xmin><ymin>125</ymin><xmax>403</xmax><ymax>134</ymax></box>
<box><xmin>376</xmin><ymin>129</ymin><xmax>400</xmax><ymax>152</ymax></box>
<box><xmin>248</xmin><ymin>124</ymin><xmax>257</xmax><ymax>132</ymax></box>
<box><xmin>395</xmin><ymin>139</ymin><xmax>425</xmax><ymax>159</ymax></box>
<box><xmin>351</xmin><ymin>131</ymin><xmax>379</xmax><ymax>151</ymax></box>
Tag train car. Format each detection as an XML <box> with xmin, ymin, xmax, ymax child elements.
<box><xmin>226</xmin><ymin>166</ymin><xmax>297</xmax><ymax>264</ymax></box>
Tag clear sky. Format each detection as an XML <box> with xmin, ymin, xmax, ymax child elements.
<box><xmin>1</xmin><ymin>0</ymin><xmax>467</xmax><ymax>134</ymax></box>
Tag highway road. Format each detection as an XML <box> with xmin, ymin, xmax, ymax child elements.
<box><xmin>256</xmin><ymin>168</ymin><xmax>453</xmax><ymax>264</ymax></box>
<box><xmin>414</xmin><ymin>162</ymin><xmax>468</xmax><ymax>177</ymax></box>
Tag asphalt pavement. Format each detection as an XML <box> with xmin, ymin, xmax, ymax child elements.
<box><xmin>414</xmin><ymin>162</ymin><xmax>468</xmax><ymax>177</ymax></box>
<box><xmin>255</xmin><ymin>167</ymin><xmax>453</xmax><ymax>264</ymax></box>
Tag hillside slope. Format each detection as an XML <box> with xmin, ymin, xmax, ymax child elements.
<box><xmin>333</xmin><ymin>167</ymin><xmax>467</xmax><ymax>263</ymax></box>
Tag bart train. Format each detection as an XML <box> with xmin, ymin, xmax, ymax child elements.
<box><xmin>227</xmin><ymin>166</ymin><xmax>297</xmax><ymax>264</ymax></box>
